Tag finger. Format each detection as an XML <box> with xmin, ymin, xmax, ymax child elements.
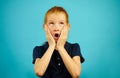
<box><xmin>45</xmin><ymin>25</ymin><xmax>54</xmax><ymax>39</ymax></box>
<box><xmin>64</xmin><ymin>25</ymin><xmax>68</xmax><ymax>32</ymax></box>
<box><xmin>62</xmin><ymin>26</ymin><xmax>68</xmax><ymax>35</ymax></box>
<box><xmin>44</xmin><ymin>25</ymin><xmax>50</xmax><ymax>35</ymax></box>
<box><xmin>44</xmin><ymin>25</ymin><xmax>49</xmax><ymax>32</ymax></box>
<box><xmin>59</xmin><ymin>26</ymin><xmax>68</xmax><ymax>39</ymax></box>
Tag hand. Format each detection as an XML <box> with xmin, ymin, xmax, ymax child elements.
<box><xmin>56</xmin><ymin>26</ymin><xmax>68</xmax><ymax>50</ymax></box>
<box><xmin>44</xmin><ymin>25</ymin><xmax>55</xmax><ymax>47</ymax></box>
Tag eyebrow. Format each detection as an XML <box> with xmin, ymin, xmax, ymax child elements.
<box><xmin>47</xmin><ymin>20</ymin><xmax>54</xmax><ymax>21</ymax></box>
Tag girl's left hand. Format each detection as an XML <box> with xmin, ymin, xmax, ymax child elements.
<box><xmin>56</xmin><ymin>26</ymin><xmax>68</xmax><ymax>50</ymax></box>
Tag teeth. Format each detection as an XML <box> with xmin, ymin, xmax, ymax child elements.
<box><xmin>55</xmin><ymin>34</ymin><xmax>59</xmax><ymax>37</ymax></box>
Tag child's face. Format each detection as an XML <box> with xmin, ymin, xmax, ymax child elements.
<box><xmin>45</xmin><ymin>12</ymin><xmax>69</xmax><ymax>42</ymax></box>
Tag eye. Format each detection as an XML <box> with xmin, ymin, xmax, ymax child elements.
<box><xmin>49</xmin><ymin>22</ymin><xmax>54</xmax><ymax>25</ymax></box>
<box><xmin>60</xmin><ymin>22</ymin><xmax>64</xmax><ymax>24</ymax></box>
<box><xmin>48</xmin><ymin>22</ymin><xmax>54</xmax><ymax>26</ymax></box>
<box><xmin>59</xmin><ymin>22</ymin><xmax>64</xmax><ymax>26</ymax></box>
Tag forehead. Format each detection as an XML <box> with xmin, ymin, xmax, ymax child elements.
<box><xmin>46</xmin><ymin>12</ymin><xmax>67</xmax><ymax>21</ymax></box>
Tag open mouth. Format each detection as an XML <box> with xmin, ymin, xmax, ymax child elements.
<box><xmin>55</xmin><ymin>33</ymin><xmax>59</xmax><ymax>37</ymax></box>
<box><xmin>54</xmin><ymin>33</ymin><xmax>60</xmax><ymax>40</ymax></box>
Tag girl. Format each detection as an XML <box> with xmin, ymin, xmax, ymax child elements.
<box><xmin>32</xmin><ymin>6</ymin><xmax>85</xmax><ymax>78</ymax></box>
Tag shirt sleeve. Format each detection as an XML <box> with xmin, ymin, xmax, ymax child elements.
<box><xmin>71</xmin><ymin>43</ymin><xmax>85</xmax><ymax>63</ymax></box>
<box><xmin>32</xmin><ymin>46</ymin><xmax>44</xmax><ymax>64</ymax></box>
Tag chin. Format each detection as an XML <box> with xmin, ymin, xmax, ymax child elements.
<box><xmin>55</xmin><ymin>40</ymin><xmax>58</xmax><ymax>43</ymax></box>
<box><xmin>55</xmin><ymin>40</ymin><xmax>57</xmax><ymax>43</ymax></box>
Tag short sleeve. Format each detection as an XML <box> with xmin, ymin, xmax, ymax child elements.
<box><xmin>32</xmin><ymin>46</ymin><xmax>45</xmax><ymax>64</ymax></box>
<box><xmin>71</xmin><ymin>43</ymin><xmax>85</xmax><ymax>63</ymax></box>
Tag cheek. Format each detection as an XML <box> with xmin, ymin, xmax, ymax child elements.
<box><xmin>48</xmin><ymin>27</ymin><xmax>54</xmax><ymax>35</ymax></box>
<box><xmin>60</xmin><ymin>26</ymin><xmax>64</xmax><ymax>32</ymax></box>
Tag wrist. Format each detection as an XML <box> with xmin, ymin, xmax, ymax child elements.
<box><xmin>50</xmin><ymin>45</ymin><xmax>55</xmax><ymax>48</ymax></box>
<box><xmin>46</xmin><ymin>46</ymin><xmax>55</xmax><ymax>54</ymax></box>
<box><xmin>57</xmin><ymin>46</ymin><xmax>65</xmax><ymax>51</ymax></box>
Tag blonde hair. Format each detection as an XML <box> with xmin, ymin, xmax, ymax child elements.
<box><xmin>44</xmin><ymin>6</ymin><xmax>69</xmax><ymax>24</ymax></box>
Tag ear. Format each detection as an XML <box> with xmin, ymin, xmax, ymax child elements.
<box><xmin>67</xmin><ymin>23</ymin><xmax>70</xmax><ymax>30</ymax></box>
<box><xmin>43</xmin><ymin>24</ymin><xmax>47</xmax><ymax>29</ymax></box>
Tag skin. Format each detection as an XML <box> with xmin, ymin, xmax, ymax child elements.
<box><xmin>34</xmin><ymin>12</ymin><xmax>81</xmax><ymax>78</ymax></box>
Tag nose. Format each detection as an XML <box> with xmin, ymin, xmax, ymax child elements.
<box><xmin>54</xmin><ymin>24</ymin><xmax>59</xmax><ymax>31</ymax></box>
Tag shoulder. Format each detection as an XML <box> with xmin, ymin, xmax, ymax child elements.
<box><xmin>66</xmin><ymin>41</ymin><xmax>80</xmax><ymax>45</ymax></box>
<box><xmin>33</xmin><ymin>42</ymin><xmax>49</xmax><ymax>52</ymax></box>
<box><xmin>65</xmin><ymin>41</ymin><xmax>81</xmax><ymax>55</ymax></box>
<box><xmin>66</xmin><ymin>41</ymin><xmax>80</xmax><ymax>48</ymax></box>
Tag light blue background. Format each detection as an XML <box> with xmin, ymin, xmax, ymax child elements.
<box><xmin>0</xmin><ymin>0</ymin><xmax>120</xmax><ymax>78</ymax></box>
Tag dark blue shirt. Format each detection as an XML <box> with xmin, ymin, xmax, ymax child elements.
<box><xmin>32</xmin><ymin>42</ymin><xmax>85</xmax><ymax>78</ymax></box>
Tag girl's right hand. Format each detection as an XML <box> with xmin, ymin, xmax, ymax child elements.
<box><xmin>44</xmin><ymin>25</ymin><xmax>55</xmax><ymax>48</ymax></box>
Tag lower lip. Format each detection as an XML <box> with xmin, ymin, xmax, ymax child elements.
<box><xmin>54</xmin><ymin>37</ymin><xmax>58</xmax><ymax>39</ymax></box>
<box><xmin>54</xmin><ymin>36</ymin><xmax>59</xmax><ymax>41</ymax></box>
